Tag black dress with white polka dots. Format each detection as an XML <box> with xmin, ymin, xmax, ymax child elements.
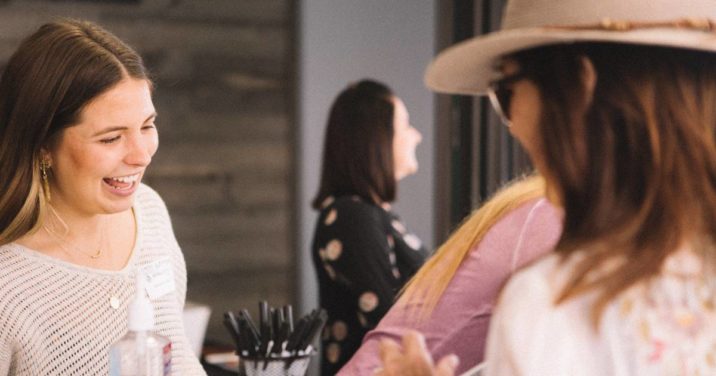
<box><xmin>311</xmin><ymin>195</ymin><xmax>429</xmax><ymax>375</ymax></box>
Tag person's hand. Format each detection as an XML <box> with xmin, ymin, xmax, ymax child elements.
<box><xmin>374</xmin><ymin>330</ymin><xmax>459</xmax><ymax>376</ymax></box>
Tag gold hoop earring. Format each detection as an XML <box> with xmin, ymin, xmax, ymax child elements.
<box><xmin>40</xmin><ymin>159</ymin><xmax>51</xmax><ymax>202</ymax></box>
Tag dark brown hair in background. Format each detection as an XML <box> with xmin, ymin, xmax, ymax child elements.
<box><xmin>510</xmin><ymin>43</ymin><xmax>716</xmax><ymax>324</ymax></box>
<box><xmin>0</xmin><ymin>19</ymin><xmax>150</xmax><ymax>245</ymax></box>
<box><xmin>312</xmin><ymin>79</ymin><xmax>397</xmax><ymax>209</ymax></box>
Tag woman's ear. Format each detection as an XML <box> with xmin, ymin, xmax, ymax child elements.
<box><xmin>580</xmin><ymin>55</ymin><xmax>597</xmax><ymax>101</ymax></box>
<box><xmin>39</xmin><ymin>148</ymin><xmax>52</xmax><ymax>166</ymax></box>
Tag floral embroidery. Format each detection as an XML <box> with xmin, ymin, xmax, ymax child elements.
<box><xmin>614</xmin><ymin>252</ymin><xmax>716</xmax><ymax>374</ymax></box>
<box><xmin>648</xmin><ymin>340</ymin><xmax>665</xmax><ymax>362</ymax></box>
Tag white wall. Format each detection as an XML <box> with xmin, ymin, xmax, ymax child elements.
<box><xmin>296</xmin><ymin>0</ymin><xmax>437</xmax><ymax>317</ymax></box>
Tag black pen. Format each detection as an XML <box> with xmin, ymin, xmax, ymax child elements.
<box><xmin>222</xmin><ymin>312</ymin><xmax>241</xmax><ymax>349</ymax></box>
<box><xmin>239</xmin><ymin>311</ymin><xmax>261</xmax><ymax>356</ymax></box>
<box><xmin>237</xmin><ymin>318</ymin><xmax>255</xmax><ymax>356</ymax></box>
<box><xmin>283</xmin><ymin>305</ymin><xmax>294</xmax><ymax>333</ymax></box>
<box><xmin>276</xmin><ymin>320</ymin><xmax>291</xmax><ymax>354</ymax></box>
<box><xmin>239</xmin><ymin>309</ymin><xmax>260</xmax><ymax>344</ymax></box>
<box><xmin>258</xmin><ymin>301</ymin><xmax>272</xmax><ymax>356</ymax></box>
<box><xmin>298</xmin><ymin>309</ymin><xmax>327</xmax><ymax>352</ymax></box>
<box><xmin>295</xmin><ymin>310</ymin><xmax>323</xmax><ymax>352</ymax></box>
<box><xmin>271</xmin><ymin>308</ymin><xmax>285</xmax><ymax>354</ymax></box>
<box><xmin>272</xmin><ymin>308</ymin><xmax>283</xmax><ymax>339</ymax></box>
<box><xmin>285</xmin><ymin>315</ymin><xmax>310</xmax><ymax>353</ymax></box>
<box><xmin>259</xmin><ymin>301</ymin><xmax>270</xmax><ymax>332</ymax></box>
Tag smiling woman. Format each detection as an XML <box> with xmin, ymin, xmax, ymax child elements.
<box><xmin>311</xmin><ymin>79</ymin><xmax>428</xmax><ymax>374</ymax></box>
<box><xmin>48</xmin><ymin>78</ymin><xmax>158</xmax><ymax>218</ymax></box>
<box><xmin>0</xmin><ymin>19</ymin><xmax>205</xmax><ymax>375</ymax></box>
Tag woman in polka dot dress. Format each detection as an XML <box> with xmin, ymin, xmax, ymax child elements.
<box><xmin>311</xmin><ymin>79</ymin><xmax>428</xmax><ymax>375</ymax></box>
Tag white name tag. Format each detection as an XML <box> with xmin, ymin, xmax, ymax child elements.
<box><xmin>140</xmin><ymin>258</ymin><xmax>176</xmax><ymax>299</ymax></box>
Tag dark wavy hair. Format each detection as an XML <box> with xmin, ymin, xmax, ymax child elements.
<box><xmin>312</xmin><ymin>79</ymin><xmax>397</xmax><ymax>209</ymax></box>
<box><xmin>0</xmin><ymin>19</ymin><xmax>150</xmax><ymax>244</ymax></box>
<box><xmin>509</xmin><ymin>43</ymin><xmax>716</xmax><ymax>324</ymax></box>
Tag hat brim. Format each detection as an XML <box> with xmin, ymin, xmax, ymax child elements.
<box><xmin>425</xmin><ymin>27</ymin><xmax>716</xmax><ymax>95</ymax></box>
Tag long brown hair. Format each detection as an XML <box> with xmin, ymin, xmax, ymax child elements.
<box><xmin>397</xmin><ymin>174</ymin><xmax>546</xmax><ymax>320</ymax></box>
<box><xmin>511</xmin><ymin>43</ymin><xmax>716</xmax><ymax>323</ymax></box>
<box><xmin>0</xmin><ymin>19</ymin><xmax>150</xmax><ymax>245</ymax></box>
<box><xmin>312</xmin><ymin>79</ymin><xmax>397</xmax><ymax>209</ymax></box>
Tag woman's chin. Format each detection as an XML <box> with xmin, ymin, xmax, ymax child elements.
<box><xmin>396</xmin><ymin>166</ymin><xmax>419</xmax><ymax>181</ymax></box>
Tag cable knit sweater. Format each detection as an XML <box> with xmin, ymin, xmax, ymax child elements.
<box><xmin>0</xmin><ymin>184</ymin><xmax>205</xmax><ymax>375</ymax></box>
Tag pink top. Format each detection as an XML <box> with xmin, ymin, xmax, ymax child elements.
<box><xmin>338</xmin><ymin>198</ymin><xmax>562</xmax><ymax>375</ymax></box>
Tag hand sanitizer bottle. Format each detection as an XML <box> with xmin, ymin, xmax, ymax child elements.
<box><xmin>109</xmin><ymin>271</ymin><xmax>172</xmax><ymax>375</ymax></box>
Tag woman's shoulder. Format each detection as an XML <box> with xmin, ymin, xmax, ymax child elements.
<box><xmin>491</xmin><ymin>253</ymin><xmax>581</xmax><ymax>346</ymax></box>
<box><xmin>319</xmin><ymin>195</ymin><xmax>388</xmax><ymax>218</ymax></box>
<box><xmin>0</xmin><ymin>243</ymin><xmax>26</xmax><ymax>275</ymax></box>
<box><xmin>0</xmin><ymin>242</ymin><xmax>56</xmax><ymax>273</ymax></box>
<box><xmin>496</xmin><ymin>197</ymin><xmax>561</xmax><ymax>232</ymax></box>
<box><xmin>499</xmin><ymin>252</ymin><xmax>599</xmax><ymax>323</ymax></box>
<box><xmin>474</xmin><ymin>198</ymin><xmax>561</xmax><ymax>265</ymax></box>
<box><xmin>134</xmin><ymin>183</ymin><xmax>169</xmax><ymax>213</ymax></box>
<box><xmin>313</xmin><ymin>195</ymin><xmax>394</xmax><ymax>244</ymax></box>
<box><xmin>135</xmin><ymin>182</ymin><xmax>163</xmax><ymax>205</ymax></box>
<box><xmin>0</xmin><ymin>244</ymin><xmax>60</xmax><ymax>299</ymax></box>
<box><xmin>500</xmin><ymin>253</ymin><xmax>566</xmax><ymax>301</ymax></box>
<box><xmin>323</xmin><ymin>194</ymin><xmax>379</xmax><ymax>207</ymax></box>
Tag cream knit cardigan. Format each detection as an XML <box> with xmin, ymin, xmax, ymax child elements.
<box><xmin>0</xmin><ymin>184</ymin><xmax>206</xmax><ymax>375</ymax></box>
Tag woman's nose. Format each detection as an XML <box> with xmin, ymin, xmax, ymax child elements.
<box><xmin>125</xmin><ymin>136</ymin><xmax>152</xmax><ymax>166</ymax></box>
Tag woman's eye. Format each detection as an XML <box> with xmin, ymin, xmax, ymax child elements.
<box><xmin>142</xmin><ymin>124</ymin><xmax>156</xmax><ymax>131</ymax></box>
<box><xmin>100</xmin><ymin>136</ymin><xmax>121</xmax><ymax>144</ymax></box>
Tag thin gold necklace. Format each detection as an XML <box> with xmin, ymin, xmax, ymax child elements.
<box><xmin>42</xmin><ymin>205</ymin><xmax>105</xmax><ymax>259</ymax></box>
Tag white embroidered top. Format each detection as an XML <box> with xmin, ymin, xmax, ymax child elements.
<box><xmin>485</xmin><ymin>251</ymin><xmax>716</xmax><ymax>376</ymax></box>
<box><xmin>0</xmin><ymin>184</ymin><xmax>206</xmax><ymax>375</ymax></box>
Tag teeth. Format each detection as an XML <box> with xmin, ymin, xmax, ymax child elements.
<box><xmin>108</xmin><ymin>174</ymin><xmax>139</xmax><ymax>184</ymax></box>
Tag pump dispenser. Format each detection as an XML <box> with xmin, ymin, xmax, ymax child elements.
<box><xmin>109</xmin><ymin>272</ymin><xmax>172</xmax><ymax>376</ymax></box>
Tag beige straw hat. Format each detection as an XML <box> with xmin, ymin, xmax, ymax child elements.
<box><xmin>425</xmin><ymin>0</ymin><xmax>716</xmax><ymax>95</ymax></box>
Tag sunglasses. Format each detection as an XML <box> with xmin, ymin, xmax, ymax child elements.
<box><xmin>487</xmin><ymin>72</ymin><xmax>527</xmax><ymax>127</ymax></box>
